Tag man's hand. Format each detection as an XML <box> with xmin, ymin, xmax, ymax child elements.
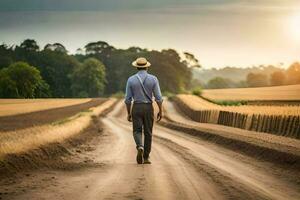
<box><xmin>156</xmin><ymin>111</ymin><xmax>163</xmax><ymax>122</ymax></box>
<box><xmin>127</xmin><ymin>114</ymin><xmax>132</xmax><ymax>122</ymax></box>
<box><xmin>126</xmin><ymin>103</ymin><xmax>132</xmax><ymax>122</ymax></box>
<box><xmin>156</xmin><ymin>101</ymin><xmax>163</xmax><ymax>122</ymax></box>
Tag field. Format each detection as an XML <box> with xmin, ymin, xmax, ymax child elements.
<box><xmin>0</xmin><ymin>98</ymin><xmax>92</xmax><ymax>117</ymax></box>
<box><xmin>177</xmin><ymin>94</ymin><xmax>300</xmax><ymax>116</ymax></box>
<box><xmin>0</xmin><ymin>98</ymin><xmax>107</xmax><ymax>132</ymax></box>
<box><xmin>1</xmin><ymin>98</ymin><xmax>300</xmax><ymax>200</ymax></box>
<box><xmin>173</xmin><ymin>94</ymin><xmax>300</xmax><ymax>138</ymax></box>
<box><xmin>202</xmin><ymin>84</ymin><xmax>300</xmax><ymax>102</ymax></box>
<box><xmin>0</xmin><ymin>98</ymin><xmax>116</xmax><ymax>158</ymax></box>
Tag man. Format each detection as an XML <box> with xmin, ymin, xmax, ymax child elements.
<box><xmin>125</xmin><ymin>57</ymin><xmax>163</xmax><ymax>164</ymax></box>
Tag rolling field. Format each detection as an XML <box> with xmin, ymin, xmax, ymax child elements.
<box><xmin>202</xmin><ymin>84</ymin><xmax>300</xmax><ymax>102</ymax></box>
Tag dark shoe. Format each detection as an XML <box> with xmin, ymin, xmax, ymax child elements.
<box><xmin>144</xmin><ymin>158</ymin><xmax>151</xmax><ymax>164</ymax></box>
<box><xmin>136</xmin><ymin>147</ymin><xmax>144</xmax><ymax>164</ymax></box>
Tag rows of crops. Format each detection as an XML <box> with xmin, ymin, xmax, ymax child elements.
<box><xmin>0</xmin><ymin>98</ymin><xmax>92</xmax><ymax>117</ymax></box>
<box><xmin>202</xmin><ymin>84</ymin><xmax>300</xmax><ymax>102</ymax></box>
<box><xmin>173</xmin><ymin>95</ymin><xmax>300</xmax><ymax>139</ymax></box>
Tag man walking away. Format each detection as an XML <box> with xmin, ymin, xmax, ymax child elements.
<box><xmin>124</xmin><ymin>57</ymin><xmax>163</xmax><ymax>164</ymax></box>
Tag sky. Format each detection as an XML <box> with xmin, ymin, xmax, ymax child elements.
<box><xmin>0</xmin><ymin>0</ymin><xmax>300</xmax><ymax>68</ymax></box>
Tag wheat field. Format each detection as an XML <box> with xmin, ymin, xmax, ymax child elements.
<box><xmin>174</xmin><ymin>94</ymin><xmax>300</xmax><ymax>138</ymax></box>
<box><xmin>202</xmin><ymin>84</ymin><xmax>300</xmax><ymax>101</ymax></box>
<box><xmin>0</xmin><ymin>99</ymin><xmax>92</xmax><ymax>117</ymax></box>
<box><xmin>177</xmin><ymin>94</ymin><xmax>300</xmax><ymax>116</ymax></box>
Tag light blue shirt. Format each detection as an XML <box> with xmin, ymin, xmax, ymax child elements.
<box><xmin>125</xmin><ymin>70</ymin><xmax>163</xmax><ymax>104</ymax></box>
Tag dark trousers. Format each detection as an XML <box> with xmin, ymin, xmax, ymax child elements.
<box><xmin>132</xmin><ymin>103</ymin><xmax>154</xmax><ymax>159</ymax></box>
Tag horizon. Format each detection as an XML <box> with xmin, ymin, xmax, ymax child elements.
<box><xmin>1</xmin><ymin>0</ymin><xmax>300</xmax><ymax>69</ymax></box>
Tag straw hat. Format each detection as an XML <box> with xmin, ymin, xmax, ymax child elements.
<box><xmin>132</xmin><ymin>57</ymin><xmax>151</xmax><ymax>68</ymax></box>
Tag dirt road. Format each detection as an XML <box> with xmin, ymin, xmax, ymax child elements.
<box><xmin>1</xmin><ymin>101</ymin><xmax>299</xmax><ymax>200</ymax></box>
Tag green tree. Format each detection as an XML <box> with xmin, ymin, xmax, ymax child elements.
<box><xmin>85</xmin><ymin>41</ymin><xmax>114</xmax><ymax>55</ymax></box>
<box><xmin>70</xmin><ymin>58</ymin><xmax>106</xmax><ymax>97</ymax></box>
<box><xmin>37</xmin><ymin>49</ymin><xmax>79</xmax><ymax>97</ymax></box>
<box><xmin>44</xmin><ymin>43</ymin><xmax>68</xmax><ymax>53</ymax></box>
<box><xmin>0</xmin><ymin>62</ymin><xmax>49</xmax><ymax>98</ymax></box>
<box><xmin>0</xmin><ymin>40</ymin><xmax>193</xmax><ymax>96</ymax></box>
<box><xmin>0</xmin><ymin>70</ymin><xmax>18</xmax><ymax>98</ymax></box>
<box><xmin>20</xmin><ymin>39</ymin><xmax>40</xmax><ymax>51</ymax></box>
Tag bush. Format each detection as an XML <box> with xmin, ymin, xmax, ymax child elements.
<box><xmin>192</xmin><ymin>87</ymin><xmax>202</xmax><ymax>96</ymax></box>
<box><xmin>162</xmin><ymin>91</ymin><xmax>175</xmax><ymax>98</ymax></box>
<box><xmin>111</xmin><ymin>91</ymin><xmax>125</xmax><ymax>98</ymax></box>
<box><xmin>214</xmin><ymin>100</ymin><xmax>248</xmax><ymax>106</ymax></box>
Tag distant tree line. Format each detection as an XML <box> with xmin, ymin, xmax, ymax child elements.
<box><xmin>0</xmin><ymin>39</ymin><xmax>195</xmax><ymax>98</ymax></box>
<box><xmin>192</xmin><ymin>63</ymin><xmax>300</xmax><ymax>89</ymax></box>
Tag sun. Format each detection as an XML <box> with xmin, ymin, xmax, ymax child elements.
<box><xmin>289</xmin><ymin>14</ymin><xmax>300</xmax><ymax>42</ymax></box>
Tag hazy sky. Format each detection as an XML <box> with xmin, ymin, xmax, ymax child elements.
<box><xmin>0</xmin><ymin>0</ymin><xmax>300</xmax><ymax>68</ymax></box>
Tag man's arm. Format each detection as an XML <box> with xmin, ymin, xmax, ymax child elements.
<box><xmin>126</xmin><ymin>103</ymin><xmax>132</xmax><ymax>122</ymax></box>
<box><xmin>124</xmin><ymin>79</ymin><xmax>133</xmax><ymax>122</ymax></box>
<box><xmin>156</xmin><ymin>101</ymin><xmax>163</xmax><ymax>122</ymax></box>
<box><xmin>153</xmin><ymin>77</ymin><xmax>163</xmax><ymax>122</ymax></box>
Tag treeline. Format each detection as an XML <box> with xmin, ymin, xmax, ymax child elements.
<box><xmin>193</xmin><ymin>64</ymin><xmax>300</xmax><ymax>89</ymax></box>
<box><xmin>0</xmin><ymin>39</ymin><xmax>194</xmax><ymax>98</ymax></box>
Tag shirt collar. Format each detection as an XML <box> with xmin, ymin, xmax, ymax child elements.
<box><xmin>137</xmin><ymin>70</ymin><xmax>148</xmax><ymax>75</ymax></box>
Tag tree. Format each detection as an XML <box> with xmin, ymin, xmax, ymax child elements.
<box><xmin>38</xmin><ymin>50</ymin><xmax>79</xmax><ymax>97</ymax></box>
<box><xmin>246</xmin><ymin>73</ymin><xmax>269</xmax><ymax>87</ymax></box>
<box><xmin>206</xmin><ymin>77</ymin><xmax>235</xmax><ymax>89</ymax></box>
<box><xmin>0</xmin><ymin>44</ymin><xmax>13</xmax><ymax>69</ymax></box>
<box><xmin>85</xmin><ymin>41</ymin><xmax>114</xmax><ymax>55</ymax></box>
<box><xmin>183</xmin><ymin>52</ymin><xmax>201</xmax><ymax>68</ymax></box>
<box><xmin>44</xmin><ymin>43</ymin><xmax>67</xmax><ymax>53</ymax></box>
<box><xmin>20</xmin><ymin>39</ymin><xmax>39</xmax><ymax>51</ymax></box>
<box><xmin>127</xmin><ymin>47</ymin><xmax>144</xmax><ymax>53</ymax></box>
<box><xmin>0</xmin><ymin>40</ymin><xmax>193</xmax><ymax>97</ymax></box>
<box><xmin>0</xmin><ymin>62</ymin><xmax>49</xmax><ymax>98</ymax></box>
<box><xmin>70</xmin><ymin>58</ymin><xmax>106</xmax><ymax>97</ymax></box>
<box><xmin>270</xmin><ymin>71</ymin><xmax>286</xmax><ymax>86</ymax></box>
<box><xmin>0</xmin><ymin>70</ymin><xmax>18</xmax><ymax>98</ymax></box>
<box><xmin>286</xmin><ymin>62</ymin><xmax>300</xmax><ymax>84</ymax></box>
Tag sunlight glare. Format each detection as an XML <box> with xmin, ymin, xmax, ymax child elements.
<box><xmin>290</xmin><ymin>14</ymin><xmax>300</xmax><ymax>42</ymax></box>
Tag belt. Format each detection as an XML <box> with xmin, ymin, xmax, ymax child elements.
<box><xmin>133</xmin><ymin>102</ymin><xmax>152</xmax><ymax>105</ymax></box>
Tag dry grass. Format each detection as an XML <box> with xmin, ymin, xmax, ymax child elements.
<box><xmin>0</xmin><ymin>98</ymin><xmax>91</xmax><ymax>117</ymax></box>
<box><xmin>202</xmin><ymin>84</ymin><xmax>300</xmax><ymax>101</ymax></box>
<box><xmin>177</xmin><ymin>94</ymin><xmax>300</xmax><ymax>116</ymax></box>
<box><xmin>0</xmin><ymin>98</ymin><xmax>117</xmax><ymax>159</ymax></box>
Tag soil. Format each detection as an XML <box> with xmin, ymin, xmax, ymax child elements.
<box><xmin>0</xmin><ymin>98</ymin><xmax>106</xmax><ymax>132</ymax></box>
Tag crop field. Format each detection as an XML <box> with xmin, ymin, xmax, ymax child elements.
<box><xmin>0</xmin><ymin>98</ymin><xmax>106</xmax><ymax>132</ymax></box>
<box><xmin>0</xmin><ymin>98</ymin><xmax>116</xmax><ymax>158</ymax></box>
<box><xmin>0</xmin><ymin>98</ymin><xmax>92</xmax><ymax>117</ymax></box>
<box><xmin>202</xmin><ymin>84</ymin><xmax>300</xmax><ymax>102</ymax></box>
<box><xmin>174</xmin><ymin>94</ymin><xmax>300</xmax><ymax>138</ymax></box>
<box><xmin>177</xmin><ymin>94</ymin><xmax>300</xmax><ymax>116</ymax></box>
